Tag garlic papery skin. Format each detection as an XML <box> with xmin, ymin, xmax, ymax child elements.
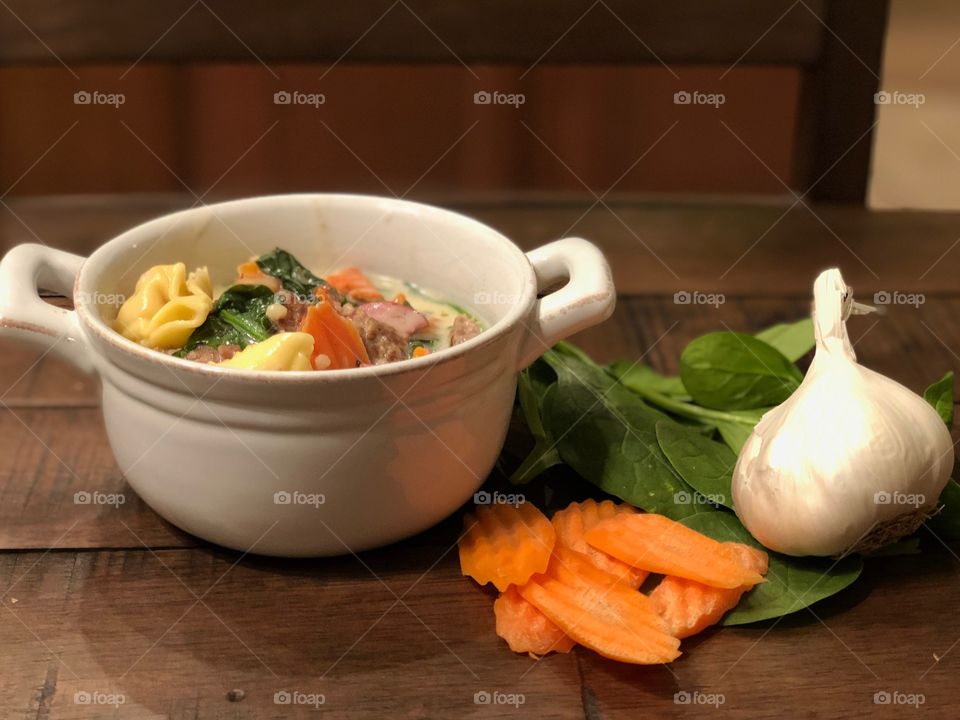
<box><xmin>732</xmin><ymin>269</ymin><xmax>955</xmax><ymax>557</ymax></box>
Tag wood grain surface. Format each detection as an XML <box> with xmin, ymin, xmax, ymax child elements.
<box><xmin>0</xmin><ymin>197</ymin><xmax>958</xmax><ymax>718</ymax></box>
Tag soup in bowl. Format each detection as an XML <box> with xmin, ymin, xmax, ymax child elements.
<box><xmin>0</xmin><ymin>194</ymin><xmax>615</xmax><ymax>556</ymax></box>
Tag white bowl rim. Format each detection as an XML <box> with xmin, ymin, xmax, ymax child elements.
<box><xmin>74</xmin><ymin>193</ymin><xmax>539</xmax><ymax>384</ymax></box>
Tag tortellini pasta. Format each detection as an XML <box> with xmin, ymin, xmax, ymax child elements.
<box><xmin>114</xmin><ymin>263</ymin><xmax>213</xmax><ymax>349</ymax></box>
<box><xmin>216</xmin><ymin>332</ymin><xmax>315</xmax><ymax>371</ymax></box>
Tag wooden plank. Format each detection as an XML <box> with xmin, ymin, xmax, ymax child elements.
<box><xmin>0</xmin><ymin>0</ymin><xmax>826</xmax><ymax>65</ymax></box>
<box><xmin>0</xmin><ymin>542</ymin><xmax>959</xmax><ymax>717</ymax></box>
<box><xmin>803</xmin><ymin>1</ymin><xmax>889</xmax><ymax>202</ymax></box>
<box><xmin>0</xmin><ymin>408</ymin><xmax>192</xmax><ymax>550</ymax></box>
<box><xmin>3</xmin><ymin>197</ymin><xmax>960</xmax><ymax>296</ymax></box>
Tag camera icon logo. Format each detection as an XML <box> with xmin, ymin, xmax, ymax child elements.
<box><xmin>674</xmin><ymin>691</ymin><xmax>692</xmax><ymax>704</ymax></box>
<box><xmin>74</xmin><ymin>691</ymin><xmax>92</xmax><ymax>704</ymax></box>
<box><xmin>873</xmin><ymin>290</ymin><xmax>891</xmax><ymax>305</ymax></box>
<box><xmin>274</xmin><ymin>690</ymin><xmax>292</xmax><ymax>704</ymax></box>
<box><xmin>474</xmin><ymin>691</ymin><xmax>492</xmax><ymax>705</ymax></box>
<box><xmin>74</xmin><ymin>491</ymin><xmax>91</xmax><ymax>504</ymax></box>
<box><xmin>273</xmin><ymin>91</ymin><xmax>292</xmax><ymax>105</ymax></box>
<box><xmin>74</xmin><ymin>90</ymin><xmax>92</xmax><ymax>105</ymax></box>
<box><xmin>474</xmin><ymin>90</ymin><xmax>492</xmax><ymax>105</ymax></box>
<box><xmin>874</xmin><ymin>690</ymin><xmax>891</xmax><ymax>704</ymax></box>
<box><xmin>673</xmin><ymin>90</ymin><xmax>691</xmax><ymax>105</ymax></box>
<box><xmin>874</xmin><ymin>91</ymin><xmax>891</xmax><ymax>105</ymax></box>
<box><xmin>874</xmin><ymin>491</ymin><xmax>892</xmax><ymax>505</ymax></box>
<box><xmin>673</xmin><ymin>290</ymin><xmax>691</xmax><ymax>305</ymax></box>
<box><xmin>473</xmin><ymin>490</ymin><xmax>492</xmax><ymax>505</ymax></box>
<box><xmin>274</xmin><ymin>491</ymin><xmax>292</xmax><ymax>505</ymax></box>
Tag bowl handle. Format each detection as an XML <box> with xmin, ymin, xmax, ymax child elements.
<box><xmin>0</xmin><ymin>244</ymin><xmax>94</xmax><ymax>372</ymax></box>
<box><xmin>516</xmin><ymin>237</ymin><xmax>616</xmax><ymax>370</ymax></box>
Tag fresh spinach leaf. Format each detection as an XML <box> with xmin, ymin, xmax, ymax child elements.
<box><xmin>178</xmin><ymin>284</ymin><xmax>276</xmax><ymax>356</ymax></box>
<box><xmin>616</xmin><ymin>373</ymin><xmax>765</xmax><ymax>453</ymax></box>
<box><xmin>610</xmin><ymin>360</ymin><xmax>691</xmax><ymax>401</ymax></box>
<box><xmin>510</xmin><ymin>363</ymin><xmax>563</xmax><ymax>484</ymax></box>
<box><xmin>656</xmin><ymin>422</ymin><xmax>736</xmax><ymax>510</ymax></box>
<box><xmin>754</xmin><ymin>318</ymin><xmax>815</xmax><ymax>362</ymax></box>
<box><xmin>927</xmin><ymin>478</ymin><xmax>960</xmax><ymax>541</ymax></box>
<box><xmin>681</xmin><ymin>511</ymin><xmax>863</xmax><ymax>625</ymax></box>
<box><xmin>680</xmin><ymin>331</ymin><xmax>802</xmax><ymax>410</ymax></box>
<box><xmin>256</xmin><ymin>248</ymin><xmax>328</xmax><ymax>298</ymax></box>
<box><xmin>923</xmin><ymin>371</ymin><xmax>954</xmax><ymax>427</ymax></box>
<box><xmin>538</xmin><ymin>347</ymin><xmax>699</xmax><ymax>518</ymax></box>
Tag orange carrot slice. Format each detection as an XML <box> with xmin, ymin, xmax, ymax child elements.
<box><xmin>650</xmin><ymin>542</ymin><xmax>768</xmax><ymax>638</ymax></box>
<box><xmin>459</xmin><ymin>502</ymin><xmax>556</xmax><ymax>591</ymax></box>
<box><xmin>552</xmin><ymin>500</ymin><xmax>648</xmax><ymax>589</ymax></box>
<box><xmin>326</xmin><ymin>266</ymin><xmax>384</xmax><ymax>302</ymax></box>
<box><xmin>494</xmin><ymin>586</ymin><xmax>575</xmax><ymax>656</ymax></box>
<box><xmin>298</xmin><ymin>299</ymin><xmax>370</xmax><ymax>370</ymax></box>
<box><xmin>585</xmin><ymin>514</ymin><xmax>765</xmax><ymax>589</ymax></box>
<box><xmin>518</xmin><ymin>552</ymin><xmax>680</xmax><ymax>665</ymax></box>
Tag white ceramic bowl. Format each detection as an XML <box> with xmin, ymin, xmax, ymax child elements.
<box><xmin>0</xmin><ymin>194</ymin><xmax>615</xmax><ymax>556</ymax></box>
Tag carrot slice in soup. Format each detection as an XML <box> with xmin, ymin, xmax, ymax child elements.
<box><xmin>518</xmin><ymin>550</ymin><xmax>680</xmax><ymax>665</ymax></box>
<box><xmin>585</xmin><ymin>513</ymin><xmax>766</xmax><ymax>589</ymax></box>
<box><xmin>236</xmin><ymin>260</ymin><xmax>281</xmax><ymax>292</ymax></box>
<box><xmin>494</xmin><ymin>586</ymin><xmax>575</xmax><ymax>656</ymax></box>
<box><xmin>326</xmin><ymin>266</ymin><xmax>384</xmax><ymax>302</ymax></box>
<box><xmin>552</xmin><ymin>500</ymin><xmax>648</xmax><ymax>589</ymax></box>
<box><xmin>459</xmin><ymin>502</ymin><xmax>556</xmax><ymax>591</ymax></box>
<box><xmin>298</xmin><ymin>300</ymin><xmax>370</xmax><ymax>370</ymax></box>
<box><xmin>650</xmin><ymin>542</ymin><xmax>768</xmax><ymax>638</ymax></box>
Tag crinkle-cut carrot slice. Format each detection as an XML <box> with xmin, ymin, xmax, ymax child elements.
<box><xmin>494</xmin><ymin>586</ymin><xmax>575</xmax><ymax>656</ymax></box>
<box><xmin>584</xmin><ymin>513</ymin><xmax>766</xmax><ymax>589</ymax></box>
<box><xmin>459</xmin><ymin>502</ymin><xmax>556</xmax><ymax>591</ymax></box>
<box><xmin>649</xmin><ymin>542</ymin><xmax>769</xmax><ymax>639</ymax></box>
<box><xmin>551</xmin><ymin>500</ymin><xmax>648</xmax><ymax>589</ymax></box>
<box><xmin>518</xmin><ymin>560</ymin><xmax>681</xmax><ymax>665</ymax></box>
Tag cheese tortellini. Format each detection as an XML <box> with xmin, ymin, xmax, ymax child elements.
<box><xmin>216</xmin><ymin>332</ymin><xmax>314</xmax><ymax>371</ymax></box>
<box><xmin>114</xmin><ymin>263</ymin><xmax>213</xmax><ymax>349</ymax></box>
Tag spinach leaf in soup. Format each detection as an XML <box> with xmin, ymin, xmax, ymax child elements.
<box><xmin>178</xmin><ymin>284</ymin><xmax>276</xmax><ymax>356</ymax></box>
<box><xmin>680</xmin><ymin>331</ymin><xmax>802</xmax><ymax>410</ymax></box>
<box><xmin>680</xmin><ymin>511</ymin><xmax>863</xmax><ymax>625</ymax></box>
<box><xmin>256</xmin><ymin>248</ymin><xmax>328</xmax><ymax>298</ymax></box>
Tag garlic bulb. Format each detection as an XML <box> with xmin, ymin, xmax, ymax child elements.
<box><xmin>732</xmin><ymin>269</ymin><xmax>954</xmax><ymax>557</ymax></box>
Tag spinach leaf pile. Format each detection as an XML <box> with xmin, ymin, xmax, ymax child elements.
<box><xmin>510</xmin><ymin>319</ymin><xmax>956</xmax><ymax>624</ymax></box>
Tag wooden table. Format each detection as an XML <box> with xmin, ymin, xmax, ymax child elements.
<box><xmin>1</xmin><ymin>195</ymin><xmax>958</xmax><ymax>719</ymax></box>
